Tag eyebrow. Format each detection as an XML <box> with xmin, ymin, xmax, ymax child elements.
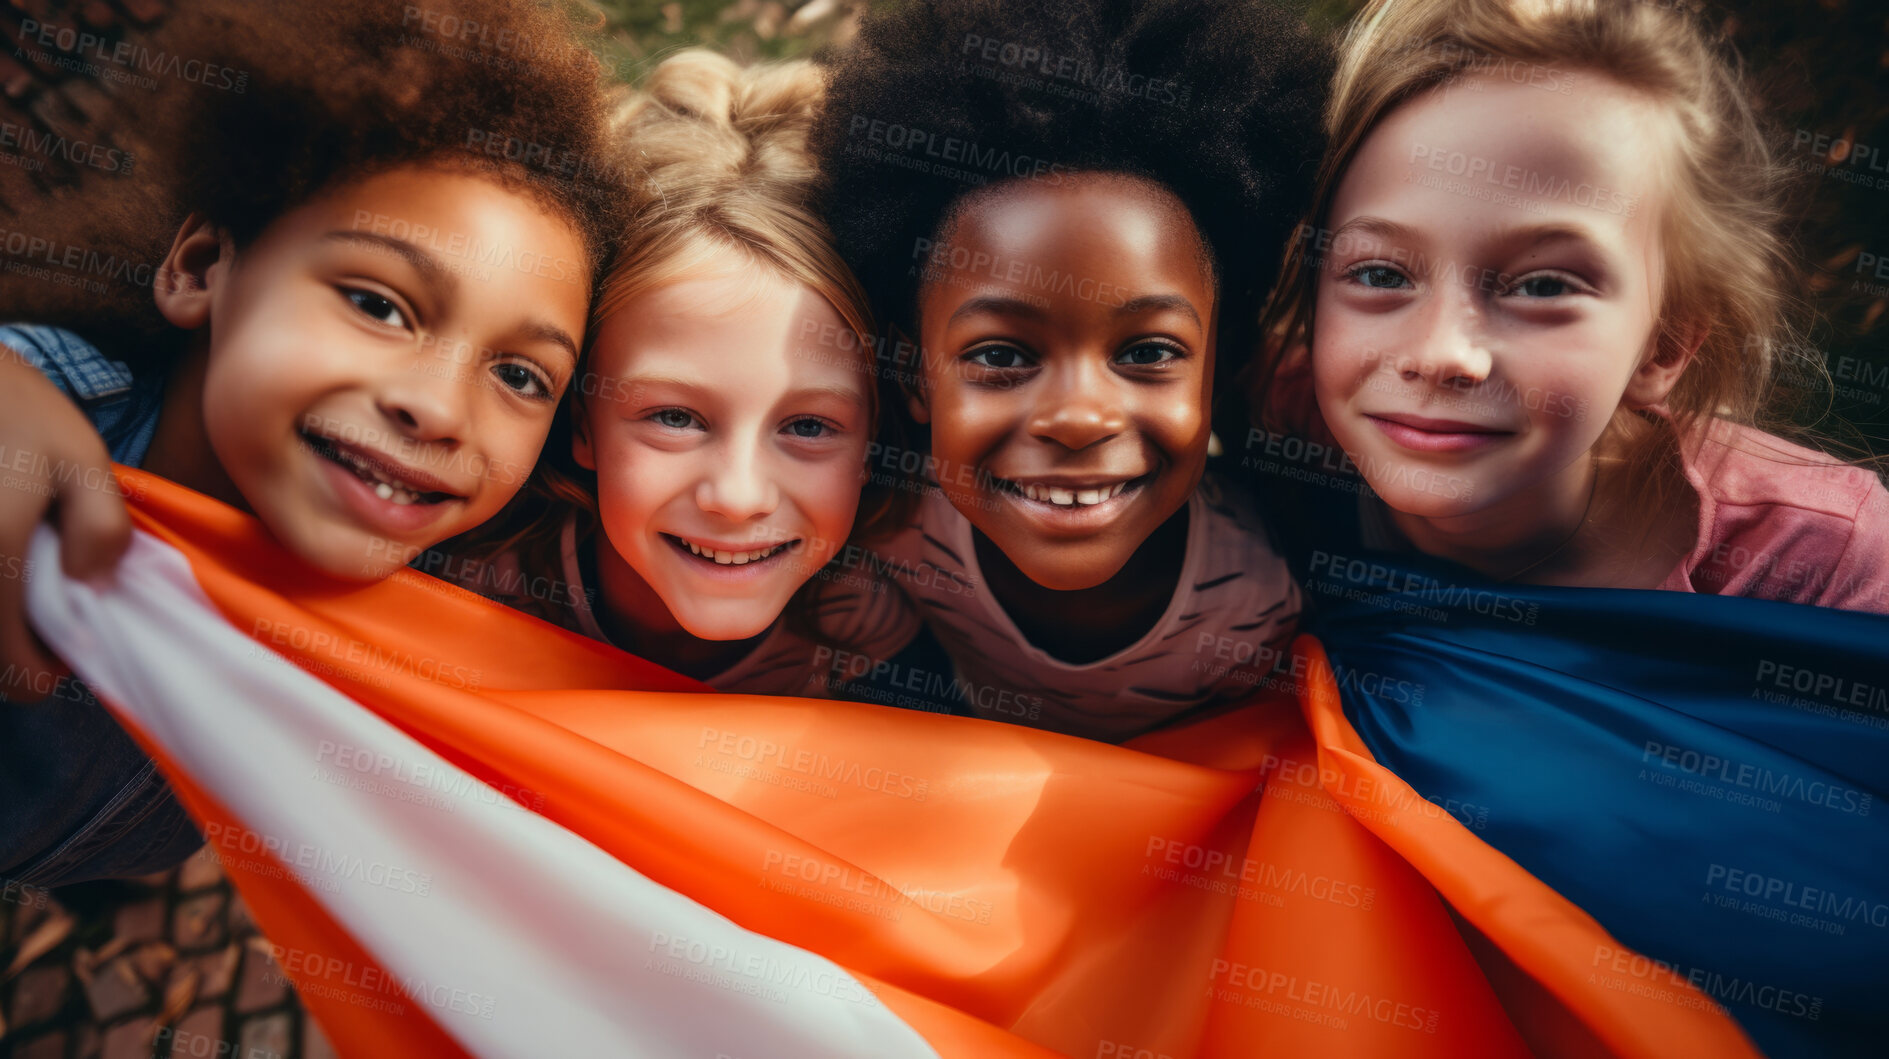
<box><xmin>1329</xmin><ymin>216</ymin><xmax>1421</xmax><ymax>245</ymax></box>
<box><xmin>599</xmin><ymin>376</ymin><xmax>867</xmax><ymax>414</ymax></box>
<box><xmin>326</xmin><ymin>231</ymin><xmax>578</xmax><ymax>363</ymax></box>
<box><xmin>615</xmin><ymin>374</ymin><xmax>711</xmax><ymax>398</ymax></box>
<box><xmin>1332</xmin><ymin>216</ymin><xmax>1604</xmax><ymax>251</ymax></box>
<box><xmin>1117</xmin><ymin>293</ymin><xmax>1203</xmax><ymax>329</ymax></box>
<box><xmin>519</xmin><ymin>320</ymin><xmax>580</xmax><ymax>364</ymax></box>
<box><xmin>1491</xmin><ymin>221</ymin><xmax>1604</xmax><ymax>250</ymax></box>
<box><xmin>783</xmin><ymin>385</ymin><xmax>871</xmax><ymax>410</ymax></box>
<box><xmin>947</xmin><ymin>295</ymin><xmax>1047</xmax><ymax>326</ymax></box>
<box><xmin>324</xmin><ymin>231</ymin><xmax>455</xmax><ymax>306</ymax></box>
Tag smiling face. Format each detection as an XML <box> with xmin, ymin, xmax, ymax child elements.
<box><xmin>169</xmin><ymin>166</ymin><xmax>590</xmax><ymax>580</ymax></box>
<box><xmin>914</xmin><ymin>172</ymin><xmax>1216</xmax><ymax>591</ymax></box>
<box><xmin>575</xmin><ymin>253</ymin><xmax>874</xmax><ymax>641</ymax></box>
<box><xmin>1312</xmin><ymin>72</ymin><xmax>1683</xmax><ymax>525</ymax></box>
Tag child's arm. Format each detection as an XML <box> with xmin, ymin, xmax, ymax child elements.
<box><xmin>0</xmin><ymin>343</ymin><xmax>132</xmax><ymax>699</ymax></box>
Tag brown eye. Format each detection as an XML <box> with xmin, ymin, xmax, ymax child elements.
<box><xmin>965</xmin><ymin>345</ymin><xmax>1029</xmax><ymax>369</ymax></box>
<box><xmin>493</xmin><ymin>363</ymin><xmax>552</xmax><ymax>400</ymax></box>
<box><xmin>1116</xmin><ymin>342</ymin><xmax>1181</xmax><ymax>367</ymax></box>
<box><xmin>343</xmin><ymin>287</ymin><xmax>408</xmax><ymax>328</ymax></box>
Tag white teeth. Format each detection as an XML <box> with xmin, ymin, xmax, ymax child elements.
<box><xmin>682</xmin><ymin>539</ymin><xmax>788</xmax><ymax>565</ymax></box>
<box><xmin>1015</xmin><ymin>480</ymin><xmax>1132</xmax><ymax>506</ymax></box>
<box><xmin>322</xmin><ymin>441</ymin><xmax>429</xmax><ymax>504</ymax></box>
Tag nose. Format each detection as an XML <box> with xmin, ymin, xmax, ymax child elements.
<box><xmin>1026</xmin><ymin>357</ymin><xmax>1128</xmax><ymax>450</ymax></box>
<box><xmin>376</xmin><ymin>340</ymin><xmax>473</xmax><ymax>443</ymax></box>
<box><xmin>695</xmin><ymin>443</ymin><xmax>779</xmax><ymax>523</ymax></box>
<box><xmin>1397</xmin><ymin>288</ymin><xmax>1493</xmax><ymax>388</ymax></box>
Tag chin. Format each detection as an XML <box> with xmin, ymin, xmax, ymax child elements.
<box><xmin>1007</xmin><ymin>548</ymin><xmax>1132</xmax><ymax>593</ymax></box>
<box><xmin>279</xmin><ymin>527</ymin><xmax>407</xmax><ymax>582</ymax></box>
<box><xmin>1364</xmin><ymin>477</ymin><xmax>1489</xmax><ymax>521</ymax></box>
<box><xmin>667</xmin><ymin>602</ymin><xmax>782</xmax><ymax>643</ymax></box>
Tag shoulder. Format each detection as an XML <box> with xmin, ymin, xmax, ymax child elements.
<box><xmin>0</xmin><ymin>324</ymin><xmax>134</xmax><ymax>402</ymax></box>
<box><xmin>1683</xmin><ymin>421</ymin><xmax>1889</xmax><ymax>609</ymax></box>
<box><xmin>803</xmin><ymin>559</ymin><xmax>919</xmax><ymax>649</ymax></box>
<box><xmin>1185</xmin><ymin>472</ymin><xmax>1302</xmax><ymax>620</ymax></box>
<box><xmin>1688</xmin><ymin>421</ymin><xmax>1881</xmax><ymax>522</ymax></box>
<box><xmin>1194</xmin><ymin>472</ymin><xmax>1294</xmax><ymax>571</ymax></box>
<box><xmin>862</xmin><ymin>483</ymin><xmax>973</xmax><ymax>576</ymax></box>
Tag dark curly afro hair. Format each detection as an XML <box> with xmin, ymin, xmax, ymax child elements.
<box><xmin>813</xmin><ymin>0</ymin><xmax>1332</xmax><ymax>429</ymax></box>
<box><xmin>6</xmin><ymin>0</ymin><xmax>628</xmax><ymax>353</ymax></box>
<box><xmin>163</xmin><ymin>0</ymin><xmax>627</xmax><ymax>274</ymax></box>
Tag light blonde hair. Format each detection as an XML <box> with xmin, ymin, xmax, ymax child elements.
<box><xmin>1254</xmin><ymin>0</ymin><xmax>1859</xmax><ymax>514</ymax></box>
<box><xmin>478</xmin><ymin>48</ymin><xmax>901</xmax><ymax>638</ymax></box>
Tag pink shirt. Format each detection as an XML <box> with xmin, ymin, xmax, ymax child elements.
<box><xmin>1659</xmin><ymin>421</ymin><xmax>1889</xmax><ymax>613</ymax></box>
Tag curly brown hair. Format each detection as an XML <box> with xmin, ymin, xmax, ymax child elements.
<box><xmin>1</xmin><ymin>0</ymin><xmax>627</xmax><ymax>355</ymax></box>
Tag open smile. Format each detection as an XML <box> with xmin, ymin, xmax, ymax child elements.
<box><xmin>661</xmin><ymin>533</ymin><xmax>801</xmax><ymax>568</ymax></box>
<box><xmin>301</xmin><ymin>430</ymin><xmax>463</xmax><ymax>506</ymax></box>
<box><xmin>987</xmin><ymin>472</ymin><xmax>1155</xmax><ymax>532</ymax></box>
<box><xmin>301</xmin><ymin>429</ymin><xmax>471</xmax><ymax>537</ymax></box>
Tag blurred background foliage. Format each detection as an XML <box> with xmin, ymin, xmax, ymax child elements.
<box><xmin>592</xmin><ymin>0</ymin><xmax>1889</xmax><ymax>449</ymax></box>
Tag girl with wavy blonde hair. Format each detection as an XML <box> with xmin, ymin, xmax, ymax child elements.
<box><xmin>1254</xmin><ymin>0</ymin><xmax>1888</xmax><ymax>608</ymax></box>
<box><xmin>460</xmin><ymin>49</ymin><xmax>915</xmax><ymax>691</ymax></box>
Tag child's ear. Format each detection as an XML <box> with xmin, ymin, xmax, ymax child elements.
<box><xmin>571</xmin><ymin>401</ymin><xmax>597</xmax><ymax>471</ymax></box>
<box><xmin>1623</xmin><ymin>320</ymin><xmax>1706</xmax><ymax>410</ymax></box>
<box><xmin>891</xmin><ymin>322</ymin><xmax>931</xmax><ymax>425</ymax></box>
<box><xmin>153</xmin><ymin>215</ymin><xmax>229</xmax><ymax>330</ymax></box>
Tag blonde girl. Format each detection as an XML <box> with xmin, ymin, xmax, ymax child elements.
<box><xmin>462</xmin><ymin>50</ymin><xmax>914</xmax><ymax>692</ymax></box>
<box><xmin>1257</xmin><ymin>0</ymin><xmax>1888</xmax><ymax>609</ymax></box>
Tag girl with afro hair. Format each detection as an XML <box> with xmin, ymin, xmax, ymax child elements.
<box><xmin>812</xmin><ymin>0</ymin><xmax>1332</xmax><ymax>741</ymax></box>
<box><xmin>0</xmin><ymin>0</ymin><xmax>625</xmax><ymax>885</ymax></box>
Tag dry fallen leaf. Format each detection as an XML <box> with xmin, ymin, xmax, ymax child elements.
<box><xmin>132</xmin><ymin>941</ymin><xmax>178</xmax><ymax>983</ymax></box>
<box><xmin>155</xmin><ymin>965</ymin><xmax>201</xmax><ymax>1030</ymax></box>
<box><xmin>3</xmin><ymin>911</ymin><xmax>75</xmax><ymax>979</ymax></box>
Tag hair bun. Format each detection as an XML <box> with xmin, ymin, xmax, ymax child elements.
<box><xmin>614</xmin><ymin>48</ymin><xmax>826</xmax><ymax>204</ymax></box>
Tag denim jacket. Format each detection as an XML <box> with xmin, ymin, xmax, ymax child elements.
<box><xmin>0</xmin><ymin>324</ymin><xmax>203</xmax><ymax>886</ymax></box>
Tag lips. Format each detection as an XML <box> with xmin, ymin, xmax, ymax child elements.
<box><xmin>665</xmin><ymin>533</ymin><xmax>799</xmax><ymax>566</ymax></box>
<box><xmin>994</xmin><ymin>474</ymin><xmax>1147</xmax><ymax>509</ymax></box>
<box><xmin>300</xmin><ymin>430</ymin><xmax>464</xmax><ymax>505</ymax></box>
<box><xmin>1365</xmin><ymin>413</ymin><xmax>1515</xmax><ymax>454</ymax></box>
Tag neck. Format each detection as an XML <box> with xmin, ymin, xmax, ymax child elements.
<box><xmin>975</xmin><ymin>502</ymin><xmax>1189</xmax><ymax>664</ymax></box>
<box><xmin>591</xmin><ymin>526</ymin><xmax>767</xmax><ymax>680</ymax></box>
<box><xmin>143</xmin><ymin>337</ymin><xmax>248</xmax><ymax>511</ymax></box>
<box><xmin>1387</xmin><ymin>455</ymin><xmax>1597</xmax><ymax>582</ymax></box>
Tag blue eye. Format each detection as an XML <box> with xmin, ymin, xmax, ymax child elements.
<box><xmin>343</xmin><ymin>288</ymin><xmax>408</xmax><ymax>328</ymax></box>
<box><xmin>493</xmin><ymin>362</ymin><xmax>552</xmax><ymax>400</ymax></box>
<box><xmin>1346</xmin><ymin>265</ymin><xmax>1409</xmax><ymax>290</ymax></box>
<box><xmin>965</xmin><ymin>345</ymin><xmax>1029</xmax><ymax>369</ymax></box>
<box><xmin>649</xmin><ymin>408</ymin><xmax>700</xmax><ymax>430</ymax></box>
<box><xmin>1117</xmin><ymin>342</ymin><xmax>1181</xmax><ymax>367</ymax></box>
<box><xmin>785</xmin><ymin>417</ymin><xmax>834</xmax><ymax>439</ymax></box>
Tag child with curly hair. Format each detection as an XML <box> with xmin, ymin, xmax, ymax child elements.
<box><xmin>1254</xmin><ymin>0</ymin><xmax>1889</xmax><ymax>608</ymax></box>
<box><xmin>812</xmin><ymin>0</ymin><xmax>1331</xmax><ymax>740</ymax></box>
<box><xmin>0</xmin><ymin>0</ymin><xmax>626</xmax><ymax>885</ymax></box>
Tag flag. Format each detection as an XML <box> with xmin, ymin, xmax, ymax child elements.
<box><xmin>26</xmin><ymin>468</ymin><xmax>1831</xmax><ymax>1057</ymax></box>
